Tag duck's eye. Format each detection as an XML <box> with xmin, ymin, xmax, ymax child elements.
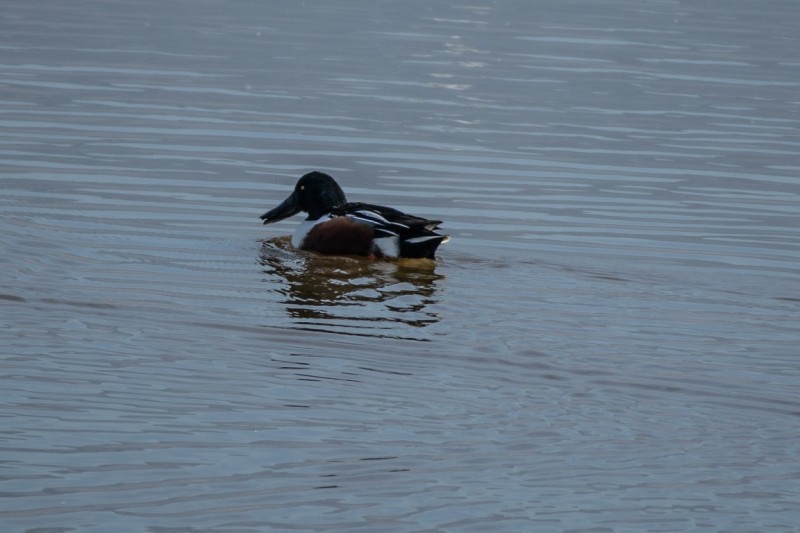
<box><xmin>300</xmin><ymin>185</ymin><xmax>305</xmax><ymax>190</ymax></box>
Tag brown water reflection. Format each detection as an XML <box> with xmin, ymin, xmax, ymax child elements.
<box><xmin>258</xmin><ymin>237</ymin><xmax>444</xmax><ymax>339</ymax></box>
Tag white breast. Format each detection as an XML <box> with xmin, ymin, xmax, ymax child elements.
<box><xmin>292</xmin><ymin>215</ymin><xmax>333</xmax><ymax>248</ymax></box>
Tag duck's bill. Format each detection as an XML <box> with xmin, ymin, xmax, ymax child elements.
<box><xmin>260</xmin><ymin>192</ymin><xmax>300</xmax><ymax>224</ymax></box>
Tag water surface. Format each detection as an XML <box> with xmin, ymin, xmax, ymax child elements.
<box><xmin>2</xmin><ymin>1</ymin><xmax>799</xmax><ymax>531</ymax></box>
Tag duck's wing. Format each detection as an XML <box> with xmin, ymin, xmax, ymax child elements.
<box><xmin>334</xmin><ymin>202</ymin><xmax>442</xmax><ymax>235</ymax></box>
<box><xmin>332</xmin><ymin>202</ymin><xmax>448</xmax><ymax>259</ymax></box>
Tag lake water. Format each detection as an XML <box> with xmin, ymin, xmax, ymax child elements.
<box><xmin>2</xmin><ymin>1</ymin><xmax>799</xmax><ymax>531</ymax></box>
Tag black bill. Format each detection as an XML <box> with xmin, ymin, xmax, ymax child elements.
<box><xmin>260</xmin><ymin>192</ymin><xmax>300</xmax><ymax>224</ymax></box>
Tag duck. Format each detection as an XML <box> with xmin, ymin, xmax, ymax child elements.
<box><xmin>260</xmin><ymin>171</ymin><xmax>449</xmax><ymax>259</ymax></box>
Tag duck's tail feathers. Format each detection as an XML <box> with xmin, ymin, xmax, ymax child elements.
<box><xmin>399</xmin><ymin>234</ymin><xmax>450</xmax><ymax>259</ymax></box>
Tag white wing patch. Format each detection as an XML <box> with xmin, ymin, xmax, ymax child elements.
<box><xmin>404</xmin><ymin>235</ymin><xmax>447</xmax><ymax>244</ymax></box>
<box><xmin>352</xmin><ymin>210</ymin><xmax>409</xmax><ymax>230</ymax></box>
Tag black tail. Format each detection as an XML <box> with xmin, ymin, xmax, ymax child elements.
<box><xmin>399</xmin><ymin>234</ymin><xmax>449</xmax><ymax>259</ymax></box>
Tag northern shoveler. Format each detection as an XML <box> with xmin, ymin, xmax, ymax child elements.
<box><xmin>260</xmin><ymin>171</ymin><xmax>449</xmax><ymax>259</ymax></box>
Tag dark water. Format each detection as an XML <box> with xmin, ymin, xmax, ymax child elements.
<box><xmin>2</xmin><ymin>1</ymin><xmax>799</xmax><ymax>531</ymax></box>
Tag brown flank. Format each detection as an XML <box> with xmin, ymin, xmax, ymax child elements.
<box><xmin>302</xmin><ymin>217</ymin><xmax>377</xmax><ymax>256</ymax></box>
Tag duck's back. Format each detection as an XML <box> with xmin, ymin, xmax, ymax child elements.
<box><xmin>332</xmin><ymin>202</ymin><xmax>448</xmax><ymax>259</ymax></box>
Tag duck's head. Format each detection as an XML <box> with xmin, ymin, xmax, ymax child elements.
<box><xmin>260</xmin><ymin>171</ymin><xmax>348</xmax><ymax>223</ymax></box>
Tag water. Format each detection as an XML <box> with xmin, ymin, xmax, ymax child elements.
<box><xmin>2</xmin><ymin>1</ymin><xmax>799</xmax><ymax>531</ymax></box>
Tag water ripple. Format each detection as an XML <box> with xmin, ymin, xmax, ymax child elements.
<box><xmin>2</xmin><ymin>0</ymin><xmax>799</xmax><ymax>531</ymax></box>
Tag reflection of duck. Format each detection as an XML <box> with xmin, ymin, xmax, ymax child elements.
<box><xmin>260</xmin><ymin>171</ymin><xmax>449</xmax><ymax>259</ymax></box>
<box><xmin>258</xmin><ymin>238</ymin><xmax>444</xmax><ymax>338</ymax></box>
